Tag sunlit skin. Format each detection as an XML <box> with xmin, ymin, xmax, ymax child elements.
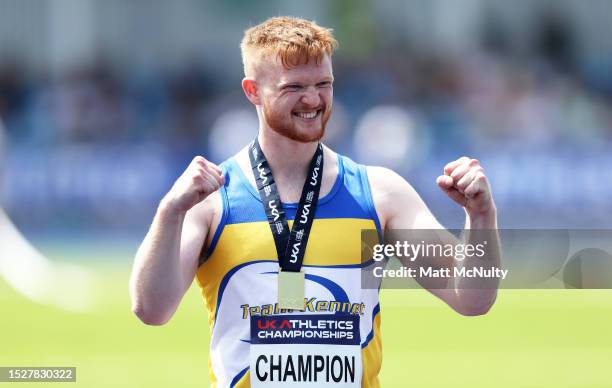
<box><xmin>242</xmin><ymin>54</ymin><xmax>334</xmax><ymax>143</ymax></box>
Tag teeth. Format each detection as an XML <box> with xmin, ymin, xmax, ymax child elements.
<box><xmin>295</xmin><ymin>111</ymin><xmax>317</xmax><ymax>119</ymax></box>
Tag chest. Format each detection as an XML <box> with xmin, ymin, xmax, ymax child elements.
<box><xmin>237</xmin><ymin>154</ymin><xmax>339</xmax><ymax>204</ymax></box>
<box><xmin>269</xmin><ymin>171</ymin><xmax>339</xmax><ymax>204</ymax></box>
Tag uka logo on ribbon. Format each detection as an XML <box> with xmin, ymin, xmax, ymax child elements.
<box><xmin>310</xmin><ymin>159</ymin><xmax>321</xmax><ymax>186</ymax></box>
<box><xmin>268</xmin><ymin>200</ymin><xmax>280</xmax><ymax>221</ymax></box>
<box><xmin>257</xmin><ymin>162</ymin><xmax>268</xmax><ymax>186</ymax></box>
<box><xmin>299</xmin><ymin>203</ymin><xmax>311</xmax><ymax>224</ymax></box>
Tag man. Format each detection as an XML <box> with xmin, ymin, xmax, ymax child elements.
<box><xmin>130</xmin><ymin>16</ymin><xmax>500</xmax><ymax>387</ymax></box>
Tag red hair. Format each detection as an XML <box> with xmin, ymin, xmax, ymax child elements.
<box><xmin>241</xmin><ymin>16</ymin><xmax>338</xmax><ymax>76</ymax></box>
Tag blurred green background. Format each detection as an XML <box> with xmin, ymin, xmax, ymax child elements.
<box><xmin>2</xmin><ymin>248</ymin><xmax>611</xmax><ymax>387</ymax></box>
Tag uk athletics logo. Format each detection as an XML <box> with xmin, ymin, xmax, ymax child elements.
<box><xmin>299</xmin><ymin>202</ymin><xmax>311</xmax><ymax>224</ymax></box>
<box><xmin>268</xmin><ymin>200</ymin><xmax>280</xmax><ymax>221</ymax></box>
<box><xmin>256</xmin><ymin>162</ymin><xmax>268</xmax><ymax>185</ymax></box>
<box><xmin>310</xmin><ymin>163</ymin><xmax>320</xmax><ymax>186</ymax></box>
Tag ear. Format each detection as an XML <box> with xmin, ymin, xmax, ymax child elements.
<box><xmin>242</xmin><ymin>77</ymin><xmax>261</xmax><ymax>106</ymax></box>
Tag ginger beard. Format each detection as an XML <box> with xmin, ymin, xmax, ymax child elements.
<box><xmin>262</xmin><ymin>95</ymin><xmax>332</xmax><ymax>143</ymax></box>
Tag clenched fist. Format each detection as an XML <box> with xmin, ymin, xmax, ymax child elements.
<box><xmin>436</xmin><ymin>156</ymin><xmax>494</xmax><ymax>216</ymax></box>
<box><xmin>162</xmin><ymin>156</ymin><xmax>224</xmax><ymax>213</ymax></box>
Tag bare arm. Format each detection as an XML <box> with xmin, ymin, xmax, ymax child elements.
<box><xmin>129</xmin><ymin>156</ymin><xmax>224</xmax><ymax>325</ymax></box>
<box><xmin>368</xmin><ymin>157</ymin><xmax>500</xmax><ymax>316</ymax></box>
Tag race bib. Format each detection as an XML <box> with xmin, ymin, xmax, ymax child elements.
<box><xmin>250</xmin><ymin>314</ymin><xmax>362</xmax><ymax>387</ymax></box>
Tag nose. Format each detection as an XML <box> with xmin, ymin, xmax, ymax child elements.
<box><xmin>300</xmin><ymin>86</ymin><xmax>321</xmax><ymax>108</ymax></box>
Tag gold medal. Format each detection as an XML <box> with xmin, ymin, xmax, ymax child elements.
<box><xmin>278</xmin><ymin>269</ymin><xmax>305</xmax><ymax>310</ymax></box>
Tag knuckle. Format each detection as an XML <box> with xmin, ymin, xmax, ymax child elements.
<box><xmin>207</xmin><ymin>175</ymin><xmax>219</xmax><ymax>187</ymax></box>
<box><xmin>202</xmin><ymin>163</ymin><xmax>216</xmax><ymax>173</ymax></box>
<box><xmin>201</xmin><ymin>179</ymin><xmax>212</xmax><ymax>190</ymax></box>
<box><xmin>193</xmin><ymin>156</ymin><xmax>208</xmax><ymax>166</ymax></box>
<box><xmin>450</xmin><ymin>168</ymin><xmax>462</xmax><ymax>177</ymax></box>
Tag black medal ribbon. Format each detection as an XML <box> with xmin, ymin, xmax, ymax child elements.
<box><xmin>249</xmin><ymin>138</ymin><xmax>323</xmax><ymax>272</ymax></box>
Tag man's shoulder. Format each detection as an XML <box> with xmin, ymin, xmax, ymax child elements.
<box><xmin>214</xmin><ymin>145</ymin><xmax>246</xmax><ymax>169</ymax></box>
<box><xmin>223</xmin><ymin>145</ymin><xmax>250</xmax><ymax>176</ymax></box>
<box><xmin>363</xmin><ymin>165</ymin><xmax>426</xmax><ymax>229</ymax></box>
<box><xmin>364</xmin><ymin>165</ymin><xmax>410</xmax><ymax>193</ymax></box>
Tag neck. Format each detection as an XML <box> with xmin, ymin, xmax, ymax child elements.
<box><xmin>257</xmin><ymin>129</ymin><xmax>319</xmax><ymax>179</ymax></box>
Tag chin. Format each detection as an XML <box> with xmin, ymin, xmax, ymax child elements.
<box><xmin>270</xmin><ymin>122</ymin><xmax>325</xmax><ymax>143</ymax></box>
<box><xmin>289</xmin><ymin>126</ymin><xmax>325</xmax><ymax>143</ymax></box>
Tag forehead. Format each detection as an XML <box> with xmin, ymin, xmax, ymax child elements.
<box><xmin>258</xmin><ymin>54</ymin><xmax>333</xmax><ymax>84</ymax></box>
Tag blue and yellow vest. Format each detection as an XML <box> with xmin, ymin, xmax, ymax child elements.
<box><xmin>195</xmin><ymin>152</ymin><xmax>383</xmax><ymax>387</ymax></box>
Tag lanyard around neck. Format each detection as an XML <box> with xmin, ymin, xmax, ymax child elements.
<box><xmin>248</xmin><ymin>138</ymin><xmax>324</xmax><ymax>272</ymax></box>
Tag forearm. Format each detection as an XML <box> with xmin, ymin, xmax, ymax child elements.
<box><xmin>454</xmin><ymin>207</ymin><xmax>501</xmax><ymax>315</ymax></box>
<box><xmin>129</xmin><ymin>200</ymin><xmax>187</xmax><ymax>324</ymax></box>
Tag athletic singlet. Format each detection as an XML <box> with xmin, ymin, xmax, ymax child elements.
<box><xmin>195</xmin><ymin>152</ymin><xmax>383</xmax><ymax>387</ymax></box>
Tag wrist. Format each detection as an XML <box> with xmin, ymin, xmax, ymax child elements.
<box><xmin>158</xmin><ymin>196</ymin><xmax>187</xmax><ymax>221</ymax></box>
<box><xmin>465</xmin><ymin>204</ymin><xmax>497</xmax><ymax>228</ymax></box>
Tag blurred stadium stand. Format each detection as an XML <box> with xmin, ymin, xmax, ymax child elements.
<box><xmin>1</xmin><ymin>0</ymin><xmax>612</xmax><ymax>244</ymax></box>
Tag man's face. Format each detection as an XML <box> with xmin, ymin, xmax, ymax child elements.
<box><xmin>256</xmin><ymin>55</ymin><xmax>334</xmax><ymax>143</ymax></box>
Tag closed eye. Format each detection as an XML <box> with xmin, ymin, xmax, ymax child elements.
<box><xmin>282</xmin><ymin>84</ymin><xmax>303</xmax><ymax>91</ymax></box>
<box><xmin>317</xmin><ymin>81</ymin><xmax>332</xmax><ymax>87</ymax></box>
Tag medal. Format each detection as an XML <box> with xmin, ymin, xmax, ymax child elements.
<box><xmin>249</xmin><ymin>138</ymin><xmax>323</xmax><ymax>310</ymax></box>
<box><xmin>277</xmin><ymin>269</ymin><xmax>306</xmax><ymax>310</ymax></box>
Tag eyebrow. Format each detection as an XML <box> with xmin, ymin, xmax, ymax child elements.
<box><xmin>277</xmin><ymin>77</ymin><xmax>334</xmax><ymax>89</ymax></box>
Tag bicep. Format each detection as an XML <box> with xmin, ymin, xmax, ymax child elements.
<box><xmin>178</xmin><ymin>214</ymin><xmax>204</xmax><ymax>293</ymax></box>
<box><xmin>178</xmin><ymin>193</ymin><xmax>219</xmax><ymax>294</ymax></box>
<box><xmin>367</xmin><ymin>166</ymin><xmax>442</xmax><ymax>231</ymax></box>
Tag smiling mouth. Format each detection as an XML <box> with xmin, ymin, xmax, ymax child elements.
<box><xmin>292</xmin><ymin>109</ymin><xmax>322</xmax><ymax>120</ymax></box>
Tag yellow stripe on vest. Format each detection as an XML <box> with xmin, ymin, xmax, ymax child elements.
<box><xmin>195</xmin><ymin>218</ymin><xmax>377</xmax><ymax>328</ymax></box>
